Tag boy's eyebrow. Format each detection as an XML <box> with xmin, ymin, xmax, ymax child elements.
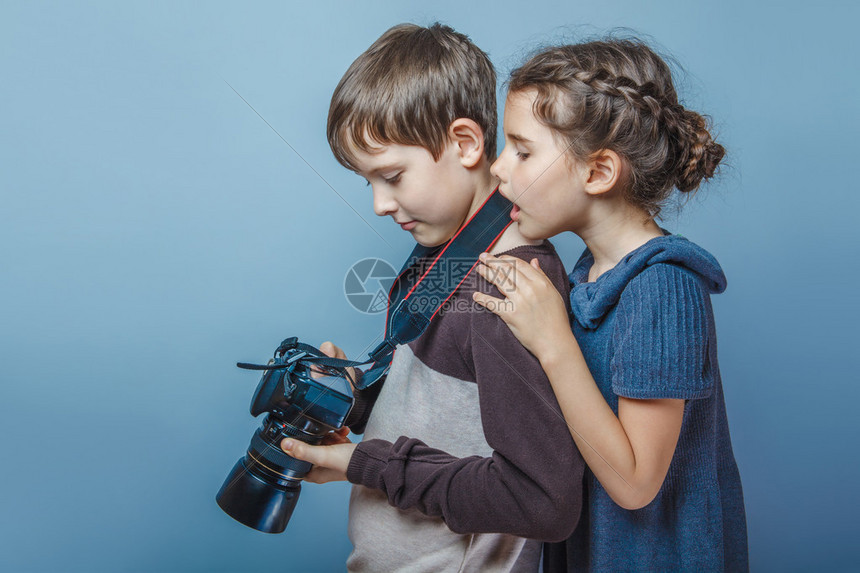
<box><xmin>366</xmin><ymin>164</ymin><xmax>402</xmax><ymax>176</ymax></box>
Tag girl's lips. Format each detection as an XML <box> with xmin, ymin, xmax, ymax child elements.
<box><xmin>510</xmin><ymin>204</ymin><xmax>520</xmax><ymax>221</ymax></box>
<box><xmin>400</xmin><ymin>221</ymin><xmax>418</xmax><ymax>231</ymax></box>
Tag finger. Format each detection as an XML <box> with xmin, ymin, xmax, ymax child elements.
<box><xmin>320</xmin><ymin>341</ymin><xmax>336</xmax><ymax>357</ymax></box>
<box><xmin>482</xmin><ymin>255</ymin><xmax>539</xmax><ymax>291</ymax></box>
<box><xmin>495</xmin><ymin>255</ymin><xmax>547</xmax><ymax>281</ymax></box>
<box><xmin>313</xmin><ymin>342</ymin><xmax>355</xmax><ymax>384</ymax></box>
<box><xmin>320</xmin><ymin>428</ymin><xmax>352</xmax><ymax>446</ymax></box>
<box><xmin>476</xmin><ymin>260</ymin><xmax>519</xmax><ymax>293</ymax></box>
<box><xmin>281</xmin><ymin>438</ymin><xmax>327</xmax><ymax>466</ymax></box>
<box><xmin>472</xmin><ymin>291</ymin><xmax>511</xmax><ymax>320</ymax></box>
<box><xmin>320</xmin><ymin>341</ymin><xmax>355</xmax><ymax>383</ymax></box>
<box><xmin>304</xmin><ymin>466</ymin><xmax>344</xmax><ymax>484</ymax></box>
<box><xmin>490</xmin><ymin>255</ymin><xmax>554</xmax><ymax>290</ymax></box>
<box><xmin>322</xmin><ymin>341</ymin><xmax>348</xmax><ymax>359</ymax></box>
<box><xmin>320</xmin><ymin>434</ymin><xmax>350</xmax><ymax>446</ymax></box>
<box><xmin>310</xmin><ymin>343</ymin><xmax>330</xmax><ymax>378</ymax></box>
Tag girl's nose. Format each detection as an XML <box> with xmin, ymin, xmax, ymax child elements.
<box><xmin>490</xmin><ymin>155</ymin><xmax>505</xmax><ymax>182</ymax></box>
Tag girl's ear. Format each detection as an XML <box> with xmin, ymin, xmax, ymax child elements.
<box><xmin>448</xmin><ymin>118</ymin><xmax>485</xmax><ymax>168</ymax></box>
<box><xmin>584</xmin><ymin>149</ymin><xmax>624</xmax><ymax>196</ymax></box>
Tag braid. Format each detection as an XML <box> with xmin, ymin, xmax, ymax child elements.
<box><xmin>574</xmin><ymin>70</ymin><xmax>665</xmax><ymax>120</ymax></box>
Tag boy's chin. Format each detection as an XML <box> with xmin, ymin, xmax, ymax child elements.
<box><xmin>415</xmin><ymin>236</ymin><xmax>449</xmax><ymax>248</ymax></box>
<box><xmin>412</xmin><ymin>225</ymin><xmax>454</xmax><ymax>248</ymax></box>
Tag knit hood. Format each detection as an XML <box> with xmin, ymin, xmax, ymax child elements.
<box><xmin>568</xmin><ymin>232</ymin><xmax>727</xmax><ymax>330</ymax></box>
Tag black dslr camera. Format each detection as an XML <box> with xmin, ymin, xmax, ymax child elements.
<box><xmin>216</xmin><ymin>337</ymin><xmax>355</xmax><ymax>533</ymax></box>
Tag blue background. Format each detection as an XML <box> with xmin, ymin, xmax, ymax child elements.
<box><xmin>2</xmin><ymin>1</ymin><xmax>858</xmax><ymax>571</ymax></box>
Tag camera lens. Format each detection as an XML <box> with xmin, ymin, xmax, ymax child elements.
<box><xmin>216</xmin><ymin>457</ymin><xmax>301</xmax><ymax>533</ymax></box>
<box><xmin>216</xmin><ymin>416</ymin><xmax>321</xmax><ymax>533</ymax></box>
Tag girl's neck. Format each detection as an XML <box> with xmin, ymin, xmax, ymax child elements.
<box><xmin>577</xmin><ymin>203</ymin><xmax>664</xmax><ymax>283</ymax></box>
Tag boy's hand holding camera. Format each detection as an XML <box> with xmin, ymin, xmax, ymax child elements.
<box><xmin>284</xmin><ymin>340</ymin><xmax>357</xmax><ymax>484</ymax></box>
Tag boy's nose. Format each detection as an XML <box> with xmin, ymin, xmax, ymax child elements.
<box><xmin>372</xmin><ymin>188</ymin><xmax>398</xmax><ymax>217</ymax></box>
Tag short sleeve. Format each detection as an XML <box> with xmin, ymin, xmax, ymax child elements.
<box><xmin>610</xmin><ymin>263</ymin><xmax>715</xmax><ymax>400</ymax></box>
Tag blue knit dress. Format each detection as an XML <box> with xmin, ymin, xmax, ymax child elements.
<box><xmin>543</xmin><ymin>232</ymin><xmax>749</xmax><ymax>572</ymax></box>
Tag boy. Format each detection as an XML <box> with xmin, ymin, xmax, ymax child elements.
<box><xmin>281</xmin><ymin>23</ymin><xmax>584</xmax><ymax>572</ymax></box>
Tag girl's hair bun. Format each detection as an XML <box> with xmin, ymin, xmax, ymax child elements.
<box><xmin>673</xmin><ymin>109</ymin><xmax>725</xmax><ymax>194</ymax></box>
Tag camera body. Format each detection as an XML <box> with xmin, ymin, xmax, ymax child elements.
<box><xmin>216</xmin><ymin>338</ymin><xmax>355</xmax><ymax>533</ymax></box>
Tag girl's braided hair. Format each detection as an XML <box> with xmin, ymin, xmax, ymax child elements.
<box><xmin>509</xmin><ymin>39</ymin><xmax>724</xmax><ymax>216</ymax></box>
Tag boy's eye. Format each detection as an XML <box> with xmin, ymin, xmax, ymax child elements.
<box><xmin>364</xmin><ymin>173</ymin><xmax>402</xmax><ymax>187</ymax></box>
<box><xmin>516</xmin><ymin>151</ymin><xmax>530</xmax><ymax>160</ymax></box>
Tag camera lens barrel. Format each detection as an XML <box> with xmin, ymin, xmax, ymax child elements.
<box><xmin>215</xmin><ymin>415</ymin><xmax>327</xmax><ymax>533</ymax></box>
<box><xmin>247</xmin><ymin>418</ymin><xmax>323</xmax><ymax>482</ymax></box>
<box><xmin>216</xmin><ymin>456</ymin><xmax>299</xmax><ymax>533</ymax></box>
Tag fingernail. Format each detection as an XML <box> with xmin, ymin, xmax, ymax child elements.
<box><xmin>479</xmin><ymin>252</ymin><xmax>488</xmax><ymax>261</ymax></box>
<box><xmin>281</xmin><ymin>438</ymin><xmax>294</xmax><ymax>451</ymax></box>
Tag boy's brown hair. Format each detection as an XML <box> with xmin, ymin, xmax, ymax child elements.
<box><xmin>327</xmin><ymin>23</ymin><xmax>497</xmax><ymax>172</ymax></box>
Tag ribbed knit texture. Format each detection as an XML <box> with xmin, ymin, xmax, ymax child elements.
<box><xmin>544</xmin><ymin>231</ymin><xmax>749</xmax><ymax>573</ymax></box>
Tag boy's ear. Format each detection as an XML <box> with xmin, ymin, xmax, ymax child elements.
<box><xmin>448</xmin><ymin>118</ymin><xmax>485</xmax><ymax>168</ymax></box>
<box><xmin>583</xmin><ymin>149</ymin><xmax>624</xmax><ymax>196</ymax></box>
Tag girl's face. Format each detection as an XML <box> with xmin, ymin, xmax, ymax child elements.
<box><xmin>491</xmin><ymin>90</ymin><xmax>590</xmax><ymax>240</ymax></box>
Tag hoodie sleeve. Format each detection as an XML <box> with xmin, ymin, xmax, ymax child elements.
<box><xmin>610</xmin><ymin>263</ymin><xmax>716</xmax><ymax>400</ymax></box>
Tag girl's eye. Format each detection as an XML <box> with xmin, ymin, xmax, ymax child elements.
<box><xmin>516</xmin><ymin>151</ymin><xmax>530</xmax><ymax>160</ymax></box>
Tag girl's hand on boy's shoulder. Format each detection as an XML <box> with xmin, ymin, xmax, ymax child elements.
<box><xmin>281</xmin><ymin>427</ymin><xmax>356</xmax><ymax>484</ymax></box>
<box><xmin>472</xmin><ymin>253</ymin><xmax>572</xmax><ymax>360</ymax></box>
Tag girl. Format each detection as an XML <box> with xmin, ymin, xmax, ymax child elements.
<box><xmin>473</xmin><ymin>40</ymin><xmax>748</xmax><ymax>572</ymax></box>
